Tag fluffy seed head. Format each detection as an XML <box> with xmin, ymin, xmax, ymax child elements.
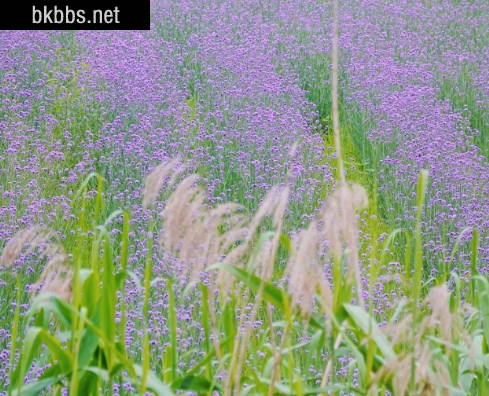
<box><xmin>1</xmin><ymin>226</ymin><xmax>55</xmax><ymax>268</ymax></box>
<box><xmin>142</xmin><ymin>156</ymin><xmax>183</xmax><ymax>209</ymax></box>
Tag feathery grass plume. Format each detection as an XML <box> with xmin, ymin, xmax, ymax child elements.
<box><xmin>262</xmin><ymin>185</ymin><xmax>289</xmax><ymax>282</ymax></box>
<box><xmin>159</xmin><ymin>172</ymin><xmax>248</xmax><ymax>283</ymax></box>
<box><xmin>32</xmin><ymin>253</ymin><xmax>73</xmax><ymax>303</ymax></box>
<box><xmin>246</xmin><ymin>186</ymin><xmax>280</xmax><ymax>243</ymax></box>
<box><xmin>419</xmin><ymin>283</ymin><xmax>476</xmax><ymax>370</ymax></box>
<box><xmin>432</xmin><ymin>360</ymin><xmax>452</xmax><ymax>396</ymax></box>
<box><xmin>374</xmin><ymin>346</ymin><xmax>419</xmax><ymax>396</ymax></box>
<box><xmin>322</xmin><ymin>183</ymin><xmax>368</xmax><ymax>306</ymax></box>
<box><xmin>250</xmin><ymin>239</ymin><xmax>274</xmax><ymax>279</ymax></box>
<box><xmin>159</xmin><ymin>174</ymin><xmax>204</xmax><ymax>252</ymax></box>
<box><xmin>377</xmin><ymin>283</ymin><xmax>473</xmax><ymax>395</ymax></box>
<box><xmin>377</xmin><ymin>343</ymin><xmax>453</xmax><ymax>396</ymax></box>
<box><xmin>284</xmin><ymin>221</ymin><xmax>328</xmax><ymax>319</ymax></box>
<box><xmin>252</xmin><ymin>185</ymin><xmax>289</xmax><ymax>281</ymax></box>
<box><xmin>0</xmin><ymin>226</ymin><xmax>72</xmax><ymax>302</ymax></box>
<box><xmin>381</xmin><ymin>312</ymin><xmax>413</xmax><ymax>343</ymax></box>
<box><xmin>219</xmin><ymin>183</ymin><xmax>287</xmax><ymax>272</ymax></box>
<box><xmin>142</xmin><ymin>155</ymin><xmax>183</xmax><ymax>209</ymax></box>
<box><xmin>0</xmin><ymin>226</ymin><xmax>53</xmax><ymax>267</ymax></box>
<box><xmin>231</xmin><ymin>186</ymin><xmax>289</xmax><ymax>394</ymax></box>
<box><xmin>154</xmin><ymin>157</ymin><xmax>285</xmax><ymax>295</ymax></box>
<box><xmin>423</xmin><ymin>284</ymin><xmax>453</xmax><ymax>342</ymax></box>
<box><xmin>217</xmin><ymin>185</ymin><xmax>286</xmax><ymax>295</ymax></box>
<box><xmin>154</xmin><ymin>165</ymin><xmax>251</xmax><ymax>371</ymax></box>
<box><xmin>179</xmin><ymin>202</ymin><xmax>244</xmax><ymax>283</ymax></box>
<box><xmin>272</xmin><ymin>186</ymin><xmax>289</xmax><ymax>231</ymax></box>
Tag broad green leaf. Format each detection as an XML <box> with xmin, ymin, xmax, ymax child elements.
<box><xmin>100</xmin><ymin>231</ymin><xmax>116</xmax><ymax>369</ymax></box>
<box><xmin>222</xmin><ymin>294</ymin><xmax>236</xmax><ymax>355</ymax></box>
<box><xmin>240</xmin><ymin>384</ymin><xmax>256</xmax><ymax>396</ymax></box>
<box><xmin>27</xmin><ymin>293</ymin><xmax>72</xmax><ymax>329</ymax></box>
<box><xmin>429</xmin><ymin>336</ymin><xmax>489</xmax><ymax>368</ymax></box>
<box><xmin>133</xmin><ymin>364</ymin><xmax>175</xmax><ymax>396</ymax></box>
<box><xmin>330</xmin><ymin>314</ymin><xmax>367</xmax><ymax>382</ymax></box>
<box><xmin>343</xmin><ymin>304</ymin><xmax>395</xmax><ymax>360</ymax></box>
<box><xmin>16</xmin><ymin>327</ymin><xmax>43</xmax><ymax>385</ymax></box>
<box><xmin>110</xmin><ymin>362</ymin><xmax>125</xmax><ymax>377</ymax></box>
<box><xmin>79</xmin><ymin>268</ymin><xmax>94</xmax><ymax>286</ymax></box>
<box><xmin>12</xmin><ymin>377</ymin><xmax>60</xmax><ymax>396</ymax></box>
<box><xmin>84</xmin><ymin>366</ymin><xmax>110</xmax><ymax>381</ymax></box>
<box><xmin>279</xmin><ymin>233</ymin><xmax>292</xmax><ymax>253</ymax></box>
<box><xmin>473</xmin><ymin>275</ymin><xmax>489</xmax><ymax>350</ymax></box>
<box><xmin>38</xmin><ymin>365</ymin><xmax>60</xmax><ymax>381</ymax></box>
<box><xmin>77</xmin><ymin>327</ymin><xmax>99</xmax><ymax>369</ymax></box>
<box><xmin>44</xmin><ymin>299</ymin><xmax>137</xmax><ymax>378</ymax></box>
<box><xmin>258</xmin><ymin>377</ymin><xmax>293</xmax><ymax>394</ymax></box>
<box><xmin>172</xmin><ymin>375</ymin><xmax>222</xmax><ymax>392</ymax></box>
<box><xmin>80</xmin><ymin>269</ymin><xmax>98</xmax><ymax>317</ymax></box>
<box><xmin>37</xmin><ymin>328</ymin><xmax>74</xmax><ymax>374</ymax></box>
<box><xmin>76</xmin><ymin>370</ymin><xmax>99</xmax><ymax>395</ymax></box>
<box><xmin>17</xmin><ymin>328</ymin><xmax>73</xmax><ymax>380</ymax></box>
<box><xmin>115</xmin><ymin>271</ymin><xmax>128</xmax><ymax>289</ymax></box>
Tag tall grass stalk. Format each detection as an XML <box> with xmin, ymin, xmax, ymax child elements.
<box><xmin>141</xmin><ymin>218</ymin><xmax>155</xmax><ymax>394</ymax></box>
<box><xmin>330</xmin><ymin>0</ymin><xmax>364</xmax><ymax>311</ymax></box>
<box><xmin>331</xmin><ymin>0</ymin><xmax>345</xmax><ymax>188</ymax></box>
<box><xmin>69</xmin><ymin>187</ymin><xmax>88</xmax><ymax>396</ymax></box>
<box><xmin>410</xmin><ymin>169</ymin><xmax>429</xmax><ymax>393</ymax></box>
<box><xmin>7</xmin><ymin>277</ymin><xmax>22</xmax><ymax>396</ymax></box>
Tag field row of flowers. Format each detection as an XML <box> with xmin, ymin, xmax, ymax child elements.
<box><xmin>339</xmin><ymin>0</ymin><xmax>489</xmax><ymax>272</ymax></box>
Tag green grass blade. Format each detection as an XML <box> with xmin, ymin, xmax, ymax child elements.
<box><xmin>342</xmin><ymin>304</ymin><xmax>395</xmax><ymax>360</ymax></box>
<box><xmin>172</xmin><ymin>375</ymin><xmax>222</xmax><ymax>392</ymax></box>
<box><xmin>11</xmin><ymin>378</ymin><xmax>60</xmax><ymax>396</ymax></box>
<box><xmin>168</xmin><ymin>280</ymin><xmax>178</xmax><ymax>382</ymax></box>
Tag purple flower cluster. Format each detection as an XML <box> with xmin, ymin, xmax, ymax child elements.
<box><xmin>339</xmin><ymin>0</ymin><xmax>489</xmax><ymax>270</ymax></box>
<box><xmin>74</xmin><ymin>16</ymin><xmax>330</xmax><ymax>211</ymax></box>
<box><xmin>0</xmin><ymin>5</ymin><xmax>335</xmax><ymax>386</ymax></box>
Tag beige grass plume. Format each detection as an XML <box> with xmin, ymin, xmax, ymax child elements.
<box><xmin>1</xmin><ymin>226</ymin><xmax>53</xmax><ymax>267</ymax></box>
<box><xmin>1</xmin><ymin>226</ymin><xmax>72</xmax><ymax>302</ymax></box>
<box><xmin>31</xmin><ymin>252</ymin><xmax>72</xmax><ymax>303</ymax></box>
<box><xmin>142</xmin><ymin>156</ymin><xmax>183</xmax><ymax>209</ymax></box>
<box><xmin>376</xmin><ymin>283</ymin><xmax>472</xmax><ymax>395</ymax></box>
<box><xmin>285</xmin><ymin>221</ymin><xmax>327</xmax><ymax>319</ymax></box>
<box><xmin>322</xmin><ymin>182</ymin><xmax>368</xmax><ymax>307</ymax></box>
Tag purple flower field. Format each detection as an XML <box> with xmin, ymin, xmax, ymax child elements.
<box><xmin>1</xmin><ymin>0</ymin><xmax>489</xmax><ymax>395</ymax></box>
